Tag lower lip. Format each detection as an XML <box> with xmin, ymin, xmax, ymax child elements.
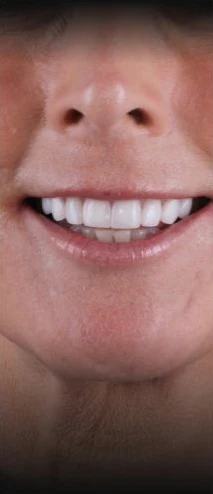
<box><xmin>22</xmin><ymin>201</ymin><xmax>213</xmax><ymax>266</ymax></box>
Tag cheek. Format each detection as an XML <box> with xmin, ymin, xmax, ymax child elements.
<box><xmin>173</xmin><ymin>52</ymin><xmax>213</xmax><ymax>154</ymax></box>
<box><xmin>0</xmin><ymin>51</ymin><xmax>41</xmax><ymax>177</ymax></box>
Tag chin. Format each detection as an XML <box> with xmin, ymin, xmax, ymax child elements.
<box><xmin>21</xmin><ymin>310</ymin><xmax>211</xmax><ymax>383</ymax></box>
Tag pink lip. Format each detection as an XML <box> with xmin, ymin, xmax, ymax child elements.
<box><xmin>22</xmin><ymin>200</ymin><xmax>213</xmax><ymax>266</ymax></box>
<box><xmin>27</xmin><ymin>186</ymin><xmax>213</xmax><ymax>201</ymax></box>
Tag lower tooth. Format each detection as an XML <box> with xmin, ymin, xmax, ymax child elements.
<box><xmin>71</xmin><ymin>224</ymin><xmax>96</xmax><ymax>239</ymax></box>
<box><xmin>70</xmin><ymin>225</ymin><xmax>160</xmax><ymax>242</ymax></box>
<box><xmin>81</xmin><ymin>226</ymin><xmax>96</xmax><ymax>239</ymax></box>
<box><xmin>113</xmin><ymin>230</ymin><xmax>131</xmax><ymax>243</ymax></box>
<box><xmin>131</xmin><ymin>227</ymin><xmax>159</xmax><ymax>240</ymax></box>
<box><xmin>95</xmin><ymin>229</ymin><xmax>114</xmax><ymax>243</ymax></box>
<box><xmin>71</xmin><ymin>225</ymin><xmax>82</xmax><ymax>232</ymax></box>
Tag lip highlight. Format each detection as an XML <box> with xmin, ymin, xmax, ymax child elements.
<box><xmin>22</xmin><ymin>198</ymin><xmax>213</xmax><ymax>266</ymax></box>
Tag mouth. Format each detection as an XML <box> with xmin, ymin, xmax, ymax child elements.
<box><xmin>21</xmin><ymin>193</ymin><xmax>212</xmax><ymax>265</ymax></box>
<box><xmin>26</xmin><ymin>194</ymin><xmax>210</xmax><ymax>240</ymax></box>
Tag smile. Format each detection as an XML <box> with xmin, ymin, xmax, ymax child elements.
<box><xmin>28</xmin><ymin>195</ymin><xmax>209</xmax><ymax>243</ymax></box>
<box><xmin>22</xmin><ymin>193</ymin><xmax>212</xmax><ymax>266</ymax></box>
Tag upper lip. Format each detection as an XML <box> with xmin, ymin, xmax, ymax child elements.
<box><xmin>26</xmin><ymin>186</ymin><xmax>213</xmax><ymax>201</ymax></box>
<box><xmin>15</xmin><ymin>148</ymin><xmax>213</xmax><ymax>202</ymax></box>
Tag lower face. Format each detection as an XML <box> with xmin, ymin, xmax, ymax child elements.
<box><xmin>1</xmin><ymin>6</ymin><xmax>213</xmax><ymax>382</ymax></box>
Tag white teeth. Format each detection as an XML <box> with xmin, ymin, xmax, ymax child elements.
<box><xmin>65</xmin><ymin>197</ymin><xmax>83</xmax><ymax>225</ymax></box>
<box><xmin>41</xmin><ymin>198</ymin><xmax>52</xmax><ymax>215</ymax></box>
<box><xmin>113</xmin><ymin>229</ymin><xmax>131</xmax><ymax>243</ymax></box>
<box><xmin>95</xmin><ymin>229</ymin><xmax>114</xmax><ymax>243</ymax></box>
<box><xmin>111</xmin><ymin>200</ymin><xmax>141</xmax><ymax>229</ymax></box>
<box><xmin>141</xmin><ymin>199</ymin><xmax>162</xmax><ymax>227</ymax></box>
<box><xmin>161</xmin><ymin>199</ymin><xmax>180</xmax><ymax>225</ymax></box>
<box><xmin>51</xmin><ymin>198</ymin><xmax>65</xmax><ymax>221</ymax></box>
<box><xmin>178</xmin><ymin>198</ymin><xmax>193</xmax><ymax>218</ymax></box>
<box><xmin>83</xmin><ymin>199</ymin><xmax>111</xmax><ymax>228</ymax></box>
<box><xmin>41</xmin><ymin>195</ymin><xmax>195</xmax><ymax>239</ymax></box>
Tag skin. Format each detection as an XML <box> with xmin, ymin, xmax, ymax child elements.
<box><xmin>0</xmin><ymin>5</ymin><xmax>213</xmax><ymax>490</ymax></box>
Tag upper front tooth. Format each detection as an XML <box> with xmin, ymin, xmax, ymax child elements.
<box><xmin>111</xmin><ymin>200</ymin><xmax>141</xmax><ymax>229</ymax></box>
<box><xmin>52</xmin><ymin>198</ymin><xmax>65</xmax><ymax>221</ymax></box>
<box><xmin>65</xmin><ymin>197</ymin><xmax>83</xmax><ymax>225</ymax></box>
<box><xmin>41</xmin><ymin>198</ymin><xmax>52</xmax><ymax>215</ymax></box>
<box><xmin>141</xmin><ymin>199</ymin><xmax>162</xmax><ymax>227</ymax></box>
<box><xmin>161</xmin><ymin>199</ymin><xmax>180</xmax><ymax>224</ymax></box>
<box><xmin>42</xmin><ymin>196</ymin><xmax>193</xmax><ymax>229</ymax></box>
<box><xmin>178</xmin><ymin>198</ymin><xmax>193</xmax><ymax>218</ymax></box>
<box><xmin>83</xmin><ymin>199</ymin><xmax>111</xmax><ymax>228</ymax></box>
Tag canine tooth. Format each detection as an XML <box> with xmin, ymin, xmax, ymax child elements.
<box><xmin>113</xmin><ymin>229</ymin><xmax>131</xmax><ymax>242</ymax></box>
<box><xmin>179</xmin><ymin>198</ymin><xmax>193</xmax><ymax>218</ymax></box>
<box><xmin>141</xmin><ymin>199</ymin><xmax>162</xmax><ymax>227</ymax></box>
<box><xmin>95</xmin><ymin>229</ymin><xmax>114</xmax><ymax>242</ymax></box>
<box><xmin>41</xmin><ymin>198</ymin><xmax>52</xmax><ymax>215</ymax></box>
<box><xmin>111</xmin><ymin>200</ymin><xmax>141</xmax><ymax>229</ymax></box>
<box><xmin>52</xmin><ymin>198</ymin><xmax>65</xmax><ymax>221</ymax></box>
<box><xmin>161</xmin><ymin>199</ymin><xmax>180</xmax><ymax>224</ymax></box>
<box><xmin>65</xmin><ymin>197</ymin><xmax>83</xmax><ymax>225</ymax></box>
<box><xmin>83</xmin><ymin>199</ymin><xmax>111</xmax><ymax>228</ymax></box>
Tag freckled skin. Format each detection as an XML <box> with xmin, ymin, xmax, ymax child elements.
<box><xmin>0</xmin><ymin>7</ymin><xmax>212</xmax><ymax>489</ymax></box>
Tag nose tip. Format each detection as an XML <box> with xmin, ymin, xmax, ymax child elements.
<box><xmin>64</xmin><ymin>83</ymin><xmax>133</xmax><ymax>130</ymax></box>
<box><xmin>47</xmin><ymin>79</ymin><xmax>168</xmax><ymax>138</ymax></box>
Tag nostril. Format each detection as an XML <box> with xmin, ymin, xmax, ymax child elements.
<box><xmin>128</xmin><ymin>108</ymin><xmax>152</xmax><ymax>126</ymax></box>
<box><xmin>64</xmin><ymin>108</ymin><xmax>84</xmax><ymax>125</ymax></box>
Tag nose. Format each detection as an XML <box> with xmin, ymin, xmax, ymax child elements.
<box><xmin>46</xmin><ymin>61</ymin><xmax>170</xmax><ymax>139</ymax></box>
